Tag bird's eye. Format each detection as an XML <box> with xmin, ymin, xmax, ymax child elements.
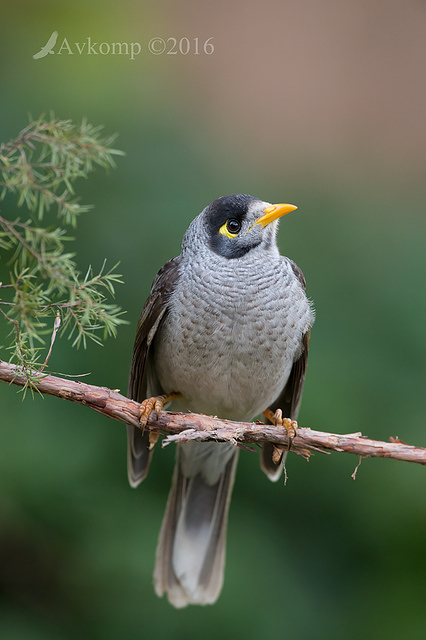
<box><xmin>227</xmin><ymin>219</ymin><xmax>241</xmax><ymax>234</ymax></box>
<box><xmin>219</xmin><ymin>218</ymin><xmax>241</xmax><ymax>238</ymax></box>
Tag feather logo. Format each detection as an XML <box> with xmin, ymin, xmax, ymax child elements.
<box><xmin>33</xmin><ymin>31</ymin><xmax>58</xmax><ymax>59</ymax></box>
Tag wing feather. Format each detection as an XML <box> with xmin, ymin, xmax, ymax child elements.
<box><xmin>261</xmin><ymin>258</ymin><xmax>312</xmax><ymax>481</ymax></box>
<box><xmin>127</xmin><ymin>256</ymin><xmax>181</xmax><ymax>487</ymax></box>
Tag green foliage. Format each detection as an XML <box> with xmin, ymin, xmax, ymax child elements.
<box><xmin>0</xmin><ymin>115</ymin><xmax>126</xmax><ymax>375</ymax></box>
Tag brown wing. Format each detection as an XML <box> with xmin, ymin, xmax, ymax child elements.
<box><xmin>260</xmin><ymin>259</ymin><xmax>311</xmax><ymax>481</ymax></box>
<box><xmin>127</xmin><ymin>256</ymin><xmax>181</xmax><ymax>487</ymax></box>
<box><xmin>269</xmin><ymin>329</ymin><xmax>311</xmax><ymax>420</ymax></box>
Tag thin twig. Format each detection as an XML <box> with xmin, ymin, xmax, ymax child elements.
<box><xmin>0</xmin><ymin>215</ymin><xmax>42</xmax><ymax>261</ymax></box>
<box><xmin>40</xmin><ymin>312</ymin><xmax>61</xmax><ymax>370</ymax></box>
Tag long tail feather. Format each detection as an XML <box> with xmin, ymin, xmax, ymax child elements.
<box><xmin>154</xmin><ymin>442</ymin><xmax>239</xmax><ymax>608</ymax></box>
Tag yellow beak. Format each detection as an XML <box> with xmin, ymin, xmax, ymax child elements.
<box><xmin>254</xmin><ymin>203</ymin><xmax>298</xmax><ymax>228</ymax></box>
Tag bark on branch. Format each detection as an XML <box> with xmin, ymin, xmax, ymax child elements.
<box><xmin>1</xmin><ymin>359</ymin><xmax>425</xmax><ymax>466</ymax></box>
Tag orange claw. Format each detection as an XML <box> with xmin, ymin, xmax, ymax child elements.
<box><xmin>139</xmin><ymin>392</ymin><xmax>183</xmax><ymax>431</ymax></box>
<box><xmin>139</xmin><ymin>397</ymin><xmax>159</xmax><ymax>429</ymax></box>
<box><xmin>272</xmin><ymin>445</ymin><xmax>285</xmax><ymax>465</ymax></box>
<box><xmin>263</xmin><ymin>408</ymin><xmax>298</xmax><ymax>451</ymax></box>
<box><xmin>148</xmin><ymin>431</ymin><xmax>160</xmax><ymax>451</ymax></box>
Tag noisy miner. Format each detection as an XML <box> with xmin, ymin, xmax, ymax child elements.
<box><xmin>127</xmin><ymin>194</ymin><xmax>314</xmax><ymax>608</ymax></box>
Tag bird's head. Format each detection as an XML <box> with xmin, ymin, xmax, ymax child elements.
<box><xmin>188</xmin><ymin>194</ymin><xmax>297</xmax><ymax>260</ymax></box>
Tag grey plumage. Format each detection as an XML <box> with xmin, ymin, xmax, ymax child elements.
<box><xmin>128</xmin><ymin>194</ymin><xmax>314</xmax><ymax>607</ymax></box>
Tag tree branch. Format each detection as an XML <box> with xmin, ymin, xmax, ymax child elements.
<box><xmin>0</xmin><ymin>358</ymin><xmax>425</xmax><ymax>466</ymax></box>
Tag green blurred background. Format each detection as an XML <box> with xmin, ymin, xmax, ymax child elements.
<box><xmin>1</xmin><ymin>1</ymin><xmax>426</xmax><ymax>638</ymax></box>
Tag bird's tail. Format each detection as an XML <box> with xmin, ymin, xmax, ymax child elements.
<box><xmin>153</xmin><ymin>442</ymin><xmax>239</xmax><ymax>608</ymax></box>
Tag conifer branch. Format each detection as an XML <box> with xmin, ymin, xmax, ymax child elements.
<box><xmin>0</xmin><ymin>115</ymin><xmax>126</xmax><ymax>375</ymax></box>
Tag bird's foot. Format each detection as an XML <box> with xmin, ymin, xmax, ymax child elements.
<box><xmin>139</xmin><ymin>392</ymin><xmax>182</xmax><ymax>431</ymax></box>
<box><xmin>263</xmin><ymin>408</ymin><xmax>298</xmax><ymax>452</ymax></box>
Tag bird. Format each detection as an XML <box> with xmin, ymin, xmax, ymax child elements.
<box><xmin>127</xmin><ymin>194</ymin><xmax>314</xmax><ymax>608</ymax></box>
<box><xmin>32</xmin><ymin>31</ymin><xmax>58</xmax><ymax>59</ymax></box>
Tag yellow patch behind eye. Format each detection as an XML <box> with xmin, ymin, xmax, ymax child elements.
<box><xmin>219</xmin><ymin>220</ymin><xmax>238</xmax><ymax>238</ymax></box>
